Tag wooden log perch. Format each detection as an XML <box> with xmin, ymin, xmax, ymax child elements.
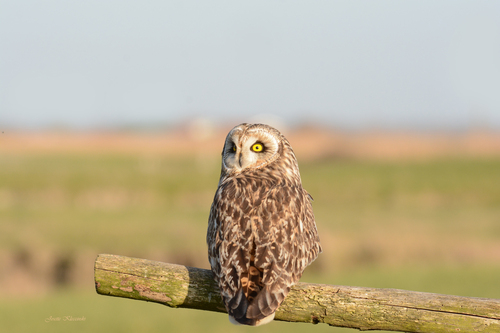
<box><xmin>94</xmin><ymin>254</ymin><xmax>500</xmax><ymax>332</ymax></box>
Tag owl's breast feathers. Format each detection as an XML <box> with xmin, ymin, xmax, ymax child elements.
<box><xmin>207</xmin><ymin>174</ymin><xmax>322</xmax><ymax>326</ymax></box>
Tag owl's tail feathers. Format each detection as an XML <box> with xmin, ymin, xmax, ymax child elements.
<box><xmin>226</xmin><ymin>288</ymin><xmax>279</xmax><ymax>326</ymax></box>
<box><xmin>247</xmin><ymin>285</ymin><xmax>286</xmax><ymax>318</ymax></box>
<box><xmin>229</xmin><ymin>312</ymin><xmax>275</xmax><ymax>326</ymax></box>
<box><xmin>227</xmin><ymin>289</ymin><xmax>255</xmax><ymax>325</ymax></box>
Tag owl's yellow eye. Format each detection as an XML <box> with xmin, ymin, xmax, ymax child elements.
<box><xmin>232</xmin><ymin>145</ymin><xmax>236</xmax><ymax>152</ymax></box>
<box><xmin>251</xmin><ymin>143</ymin><xmax>264</xmax><ymax>152</ymax></box>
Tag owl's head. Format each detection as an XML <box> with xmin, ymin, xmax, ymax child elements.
<box><xmin>220</xmin><ymin>123</ymin><xmax>297</xmax><ymax>175</ymax></box>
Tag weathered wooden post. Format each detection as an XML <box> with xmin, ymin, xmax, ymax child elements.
<box><xmin>95</xmin><ymin>254</ymin><xmax>500</xmax><ymax>332</ymax></box>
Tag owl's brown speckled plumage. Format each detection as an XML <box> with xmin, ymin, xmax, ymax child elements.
<box><xmin>207</xmin><ymin>123</ymin><xmax>321</xmax><ymax>326</ymax></box>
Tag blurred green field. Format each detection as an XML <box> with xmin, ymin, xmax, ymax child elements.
<box><xmin>1</xmin><ymin>151</ymin><xmax>499</xmax><ymax>332</ymax></box>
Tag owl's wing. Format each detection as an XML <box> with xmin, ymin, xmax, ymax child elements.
<box><xmin>207</xmin><ymin>179</ymin><xmax>260</xmax><ymax>324</ymax></box>
<box><xmin>245</xmin><ymin>184</ymin><xmax>322</xmax><ymax>320</ymax></box>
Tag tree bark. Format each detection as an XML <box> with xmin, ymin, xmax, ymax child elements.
<box><xmin>94</xmin><ymin>254</ymin><xmax>500</xmax><ymax>332</ymax></box>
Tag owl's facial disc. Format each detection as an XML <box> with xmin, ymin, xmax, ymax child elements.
<box><xmin>222</xmin><ymin>125</ymin><xmax>280</xmax><ymax>171</ymax></box>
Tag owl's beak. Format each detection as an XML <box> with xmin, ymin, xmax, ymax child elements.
<box><xmin>238</xmin><ymin>153</ymin><xmax>243</xmax><ymax>168</ymax></box>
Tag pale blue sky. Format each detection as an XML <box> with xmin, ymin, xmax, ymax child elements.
<box><xmin>1</xmin><ymin>1</ymin><xmax>499</xmax><ymax>130</ymax></box>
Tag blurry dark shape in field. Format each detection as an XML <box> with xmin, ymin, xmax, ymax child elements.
<box><xmin>53</xmin><ymin>255</ymin><xmax>73</xmax><ymax>286</ymax></box>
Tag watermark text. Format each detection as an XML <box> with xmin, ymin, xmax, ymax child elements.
<box><xmin>45</xmin><ymin>315</ymin><xmax>86</xmax><ymax>323</ymax></box>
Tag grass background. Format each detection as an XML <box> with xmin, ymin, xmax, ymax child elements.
<box><xmin>1</xmin><ymin>130</ymin><xmax>499</xmax><ymax>332</ymax></box>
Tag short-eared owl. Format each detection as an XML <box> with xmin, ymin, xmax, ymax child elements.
<box><xmin>207</xmin><ymin>123</ymin><xmax>321</xmax><ymax>326</ymax></box>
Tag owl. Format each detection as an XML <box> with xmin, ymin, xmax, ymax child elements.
<box><xmin>206</xmin><ymin>123</ymin><xmax>322</xmax><ymax>326</ymax></box>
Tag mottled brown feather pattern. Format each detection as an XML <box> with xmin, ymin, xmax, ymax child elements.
<box><xmin>207</xmin><ymin>123</ymin><xmax>321</xmax><ymax>326</ymax></box>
